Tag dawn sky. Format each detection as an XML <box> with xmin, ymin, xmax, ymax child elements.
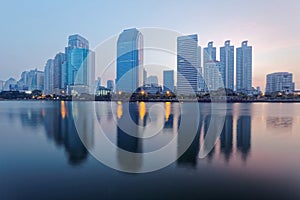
<box><xmin>1</xmin><ymin>0</ymin><xmax>299</xmax><ymax>90</ymax></box>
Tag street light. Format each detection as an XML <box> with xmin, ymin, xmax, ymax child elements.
<box><xmin>166</xmin><ymin>90</ymin><xmax>170</xmax><ymax>96</ymax></box>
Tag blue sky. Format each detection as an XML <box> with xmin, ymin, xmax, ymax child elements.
<box><xmin>1</xmin><ymin>0</ymin><xmax>299</xmax><ymax>89</ymax></box>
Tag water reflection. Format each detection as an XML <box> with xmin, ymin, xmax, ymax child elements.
<box><xmin>237</xmin><ymin>116</ymin><xmax>251</xmax><ymax>161</ymax></box>
<box><xmin>44</xmin><ymin>102</ymin><xmax>91</xmax><ymax>165</ymax></box>
<box><xmin>220</xmin><ymin>116</ymin><xmax>233</xmax><ymax>162</ymax></box>
<box><xmin>267</xmin><ymin>117</ymin><xmax>293</xmax><ymax>130</ymax></box>
<box><xmin>117</xmin><ymin>102</ymin><xmax>143</xmax><ymax>171</ymax></box>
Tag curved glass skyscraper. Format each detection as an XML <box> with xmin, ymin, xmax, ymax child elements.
<box><xmin>116</xmin><ymin>28</ymin><xmax>143</xmax><ymax>93</ymax></box>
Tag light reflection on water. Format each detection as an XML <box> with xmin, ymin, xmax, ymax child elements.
<box><xmin>0</xmin><ymin>101</ymin><xmax>300</xmax><ymax>200</ymax></box>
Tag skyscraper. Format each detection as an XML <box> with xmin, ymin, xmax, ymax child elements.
<box><xmin>203</xmin><ymin>42</ymin><xmax>216</xmax><ymax>91</ymax></box>
<box><xmin>53</xmin><ymin>52</ymin><xmax>65</xmax><ymax>94</ymax></box>
<box><xmin>116</xmin><ymin>28</ymin><xmax>144</xmax><ymax>93</ymax></box>
<box><xmin>65</xmin><ymin>34</ymin><xmax>95</xmax><ymax>94</ymax></box>
<box><xmin>0</xmin><ymin>80</ymin><xmax>4</xmax><ymax>91</ymax></box>
<box><xmin>177</xmin><ymin>34</ymin><xmax>198</xmax><ymax>94</ymax></box>
<box><xmin>147</xmin><ymin>75</ymin><xmax>159</xmax><ymax>86</ymax></box>
<box><xmin>265</xmin><ymin>72</ymin><xmax>295</xmax><ymax>94</ymax></box>
<box><xmin>204</xmin><ymin>61</ymin><xmax>223</xmax><ymax>91</ymax></box>
<box><xmin>236</xmin><ymin>41</ymin><xmax>252</xmax><ymax>93</ymax></box>
<box><xmin>220</xmin><ymin>40</ymin><xmax>234</xmax><ymax>90</ymax></box>
<box><xmin>107</xmin><ymin>80</ymin><xmax>114</xmax><ymax>91</ymax></box>
<box><xmin>197</xmin><ymin>46</ymin><xmax>204</xmax><ymax>92</ymax></box>
<box><xmin>44</xmin><ymin>59</ymin><xmax>54</xmax><ymax>95</ymax></box>
<box><xmin>163</xmin><ymin>70</ymin><xmax>174</xmax><ymax>92</ymax></box>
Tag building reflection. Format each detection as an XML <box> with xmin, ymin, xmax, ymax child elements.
<box><xmin>220</xmin><ymin>115</ymin><xmax>233</xmax><ymax>162</ymax></box>
<box><xmin>266</xmin><ymin>116</ymin><xmax>293</xmax><ymax>131</ymax></box>
<box><xmin>117</xmin><ymin>102</ymin><xmax>143</xmax><ymax>171</ymax></box>
<box><xmin>42</xmin><ymin>101</ymin><xmax>94</xmax><ymax>165</ymax></box>
<box><xmin>164</xmin><ymin>102</ymin><xmax>174</xmax><ymax>129</ymax></box>
<box><xmin>198</xmin><ymin>114</ymin><xmax>216</xmax><ymax>161</ymax></box>
<box><xmin>177</xmin><ymin>104</ymin><xmax>203</xmax><ymax>168</ymax></box>
<box><xmin>236</xmin><ymin>115</ymin><xmax>251</xmax><ymax>161</ymax></box>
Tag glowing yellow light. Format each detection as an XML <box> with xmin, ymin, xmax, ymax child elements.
<box><xmin>165</xmin><ymin>102</ymin><xmax>171</xmax><ymax>121</ymax></box>
<box><xmin>141</xmin><ymin>90</ymin><xmax>145</xmax><ymax>95</ymax></box>
<box><xmin>61</xmin><ymin>101</ymin><xmax>67</xmax><ymax>119</ymax></box>
<box><xmin>166</xmin><ymin>90</ymin><xmax>170</xmax><ymax>96</ymax></box>
<box><xmin>117</xmin><ymin>103</ymin><xmax>123</xmax><ymax>119</ymax></box>
<box><xmin>139</xmin><ymin>102</ymin><xmax>146</xmax><ymax>120</ymax></box>
<box><xmin>118</xmin><ymin>91</ymin><xmax>122</xmax><ymax>95</ymax></box>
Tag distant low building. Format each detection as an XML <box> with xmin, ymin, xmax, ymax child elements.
<box><xmin>107</xmin><ymin>80</ymin><xmax>114</xmax><ymax>91</ymax></box>
<box><xmin>3</xmin><ymin>78</ymin><xmax>17</xmax><ymax>91</ymax></box>
<box><xmin>96</xmin><ymin>86</ymin><xmax>111</xmax><ymax>96</ymax></box>
<box><xmin>147</xmin><ymin>75</ymin><xmax>158</xmax><ymax>86</ymax></box>
<box><xmin>265</xmin><ymin>72</ymin><xmax>295</xmax><ymax>94</ymax></box>
<box><xmin>137</xmin><ymin>84</ymin><xmax>162</xmax><ymax>95</ymax></box>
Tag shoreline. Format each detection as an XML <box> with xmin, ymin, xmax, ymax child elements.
<box><xmin>1</xmin><ymin>98</ymin><xmax>300</xmax><ymax>103</ymax></box>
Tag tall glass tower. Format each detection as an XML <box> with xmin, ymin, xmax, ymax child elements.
<box><xmin>65</xmin><ymin>34</ymin><xmax>95</xmax><ymax>94</ymax></box>
<box><xmin>163</xmin><ymin>70</ymin><xmax>174</xmax><ymax>92</ymax></box>
<box><xmin>177</xmin><ymin>34</ymin><xmax>198</xmax><ymax>94</ymax></box>
<box><xmin>236</xmin><ymin>41</ymin><xmax>252</xmax><ymax>93</ymax></box>
<box><xmin>116</xmin><ymin>28</ymin><xmax>144</xmax><ymax>93</ymax></box>
<box><xmin>203</xmin><ymin>42</ymin><xmax>216</xmax><ymax>91</ymax></box>
<box><xmin>220</xmin><ymin>40</ymin><xmax>234</xmax><ymax>90</ymax></box>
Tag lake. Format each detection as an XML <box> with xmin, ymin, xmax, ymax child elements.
<box><xmin>1</xmin><ymin>101</ymin><xmax>300</xmax><ymax>200</ymax></box>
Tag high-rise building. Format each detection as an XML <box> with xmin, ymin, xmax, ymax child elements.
<box><xmin>204</xmin><ymin>60</ymin><xmax>223</xmax><ymax>91</ymax></box>
<box><xmin>236</xmin><ymin>41</ymin><xmax>252</xmax><ymax>93</ymax></box>
<box><xmin>107</xmin><ymin>80</ymin><xmax>114</xmax><ymax>91</ymax></box>
<box><xmin>197</xmin><ymin>46</ymin><xmax>204</xmax><ymax>92</ymax></box>
<box><xmin>143</xmin><ymin>69</ymin><xmax>147</xmax><ymax>85</ymax></box>
<box><xmin>203</xmin><ymin>42</ymin><xmax>216</xmax><ymax>91</ymax></box>
<box><xmin>116</xmin><ymin>28</ymin><xmax>144</xmax><ymax>93</ymax></box>
<box><xmin>44</xmin><ymin>59</ymin><xmax>54</xmax><ymax>95</ymax></box>
<box><xmin>0</xmin><ymin>80</ymin><xmax>4</xmax><ymax>91</ymax></box>
<box><xmin>53</xmin><ymin>52</ymin><xmax>65</xmax><ymax>94</ymax></box>
<box><xmin>265</xmin><ymin>72</ymin><xmax>295</xmax><ymax>94</ymax></box>
<box><xmin>177</xmin><ymin>34</ymin><xmax>198</xmax><ymax>94</ymax></box>
<box><xmin>17</xmin><ymin>71</ymin><xmax>29</xmax><ymax>91</ymax></box>
<box><xmin>65</xmin><ymin>34</ymin><xmax>95</xmax><ymax>94</ymax></box>
<box><xmin>163</xmin><ymin>70</ymin><xmax>174</xmax><ymax>92</ymax></box>
<box><xmin>220</xmin><ymin>40</ymin><xmax>234</xmax><ymax>90</ymax></box>
<box><xmin>147</xmin><ymin>75</ymin><xmax>158</xmax><ymax>86</ymax></box>
<box><xmin>3</xmin><ymin>78</ymin><xmax>17</xmax><ymax>91</ymax></box>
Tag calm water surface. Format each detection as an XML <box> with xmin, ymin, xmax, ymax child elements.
<box><xmin>1</xmin><ymin>101</ymin><xmax>300</xmax><ymax>200</ymax></box>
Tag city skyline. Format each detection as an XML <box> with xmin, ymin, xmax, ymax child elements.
<box><xmin>0</xmin><ymin>1</ymin><xmax>300</xmax><ymax>91</ymax></box>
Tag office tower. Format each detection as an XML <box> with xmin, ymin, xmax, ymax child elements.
<box><xmin>53</xmin><ymin>52</ymin><xmax>65</xmax><ymax>94</ymax></box>
<box><xmin>3</xmin><ymin>78</ymin><xmax>17</xmax><ymax>91</ymax></box>
<box><xmin>0</xmin><ymin>80</ymin><xmax>4</xmax><ymax>91</ymax></box>
<box><xmin>35</xmin><ymin>70</ymin><xmax>44</xmax><ymax>91</ymax></box>
<box><xmin>236</xmin><ymin>41</ymin><xmax>252</xmax><ymax>93</ymax></box>
<box><xmin>203</xmin><ymin>41</ymin><xmax>216</xmax><ymax>64</ymax></box>
<box><xmin>197</xmin><ymin>46</ymin><xmax>204</xmax><ymax>92</ymax></box>
<box><xmin>147</xmin><ymin>75</ymin><xmax>158</xmax><ymax>86</ymax></box>
<box><xmin>95</xmin><ymin>77</ymin><xmax>101</xmax><ymax>89</ymax></box>
<box><xmin>44</xmin><ymin>59</ymin><xmax>54</xmax><ymax>95</ymax></box>
<box><xmin>177</xmin><ymin>34</ymin><xmax>198</xmax><ymax>94</ymax></box>
<box><xmin>20</xmin><ymin>69</ymin><xmax>44</xmax><ymax>91</ymax></box>
<box><xmin>17</xmin><ymin>71</ymin><xmax>29</xmax><ymax>91</ymax></box>
<box><xmin>265</xmin><ymin>72</ymin><xmax>295</xmax><ymax>94</ymax></box>
<box><xmin>204</xmin><ymin>61</ymin><xmax>223</xmax><ymax>91</ymax></box>
<box><xmin>107</xmin><ymin>80</ymin><xmax>114</xmax><ymax>91</ymax></box>
<box><xmin>220</xmin><ymin>40</ymin><xmax>234</xmax><ymax>90</ymax></box>
<box><xmin>143</xmin><ymin>68</ymin><xmax>147</xmax><ymax>85</ymax></box>
<box><xmin>163</xmin><ymin>70</ymin><xmax>174</xmax><ymax>92</ymax></box>
<box><xmin>203</xmin><ymin>42</ymin><xmax>216</xmax><ymax>91</ymax></box>
<box><xmin>65</xmin><ymin>34</ymin><xmax>95</xmax><ymax>94</ymax></box>
<box><xmin>116</xmin><ymin>28</ymin><xmax>143</xmax><ymax>93</ymax></box>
